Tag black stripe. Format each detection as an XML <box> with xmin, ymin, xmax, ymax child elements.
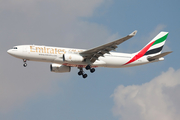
<box><xmin>144</xmin><ymin>46</ymin><xmax>164</xmax><ymax>56</ymax></box>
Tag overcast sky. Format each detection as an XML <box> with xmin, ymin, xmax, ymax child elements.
<box><xmin>1</xmin><ymin>0</ymin><xmax>180</xmax><ymax>120</ymax></box>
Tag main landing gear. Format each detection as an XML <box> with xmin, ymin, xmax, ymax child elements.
<box><xmin>23</xmin><ymin>59</ymin><xmax>27</xmax><ymax>67</ymax></box>
<box><xmin>78</xmin><ymin>65</ymin><xmax>95</xmax><ymax>79</ymax></box>
<box><xmin>85</xmin><ymin>65</ymin><xmax>95</xmax><ymax>73</ymax></box>
<box><xmin>78</xmin><ymin>68</ymin><xmax>88</xmax><ymax>78</ymax></box>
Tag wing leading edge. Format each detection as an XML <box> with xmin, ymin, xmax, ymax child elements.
<box><xmin>80</xmin><ymin>30</ymin><xmax>137</xmax><ymax>62</ymax></box>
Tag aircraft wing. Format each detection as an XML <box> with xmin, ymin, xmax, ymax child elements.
<box><xmin>80</xmin><ymin>30</ymin><xmax>137</xmax><ymax>62</ymax></box>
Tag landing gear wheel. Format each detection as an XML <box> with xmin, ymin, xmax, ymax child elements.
<box><xmin>90</xmin><ymin>68</ymin><xmax>95</xmax><ymax>73</ymax></box>
<box><xmin>83</xmin><ymin>74</ymin><xmax>88</xmax><ymax>78</ymax></box>
<box><xmin>23</xmin><ymin>63</ymin><xmax>27</xmax><ymax>67</ymax></box>
<box><xmin>78</xmin><ymin>67</ymin><xmax>88</xmax><ymax>78</ymax></box>
<box><xmin>85</xmin><ymin>65</ymin><xmax>91</xmax><ymax>70</ymax></box>
<box><xmin>78</xmin><ymin>71</ymin><xmax>83</xmax><ymax>76</ymax></box>
<box><xmin>23</xmin><ymin>59</ymin><xmax>27</xmax><ymax>67</ymax></box>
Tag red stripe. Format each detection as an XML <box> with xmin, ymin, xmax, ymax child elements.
<box><xmin>124</xmin><ymin>41</ymin><xmax>155</xmax><ymax>65</ymax></box>
<box><xmin>63</xmin><ymin>63</ymin><xmax>98</xmax><ymax>68</ymax></box>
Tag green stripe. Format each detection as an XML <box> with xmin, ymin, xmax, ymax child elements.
<box><xmin>152</xmin><ymin>33</ymin><xmax>168</xmax><ymax>46</ymax></box>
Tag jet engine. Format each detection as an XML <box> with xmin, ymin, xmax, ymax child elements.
<box><xmin>63</xmin><ymin>54</ymin><xmax>84</xmax><ymax>62</ymax></box>
<box><xmin>50</xmin><ymin>64</ymin><xmax>71</xmax><ymax>73</ymax></box>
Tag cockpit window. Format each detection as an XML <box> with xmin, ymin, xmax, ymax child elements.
<box><xmin>13</xmin><ymin>47</ymin><xmax>18</xmax><ymax>49</ymax></box>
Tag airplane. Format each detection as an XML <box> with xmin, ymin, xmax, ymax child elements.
<box><xmin>7</xmin><ymin>30</ymin><xmax>172</xmax><ymax>78</ymax></box>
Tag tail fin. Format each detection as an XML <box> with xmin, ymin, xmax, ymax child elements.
<box><xmin>124</xmin><ymin>32</ymin><xmax>169</xmax><ymax>65</ymax></box>
<box><xmin>142</xmin><ymin>32</ymin><xmax>169</xmax><ymax>56</ymax></box>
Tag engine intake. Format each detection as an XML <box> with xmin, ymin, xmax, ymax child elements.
<box><xmin>50</xmin><ymin>64</ymin><xmax>71</xmax><ymax>73</ymax></box>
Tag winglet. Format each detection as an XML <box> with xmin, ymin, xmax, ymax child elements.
<box><xmin>129</xmin><ymin>30</ymin><xmax>137</xmax><ymax>36</ymax></box>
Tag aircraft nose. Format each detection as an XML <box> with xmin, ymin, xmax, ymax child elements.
<box><xmin>7</xmin><ymin>49</ymin><xmax>12</xmax><ymax>55</ymax></box>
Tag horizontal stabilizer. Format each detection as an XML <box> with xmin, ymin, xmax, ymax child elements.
<box><xmin>147</xmin><ymin>51</ymin><xmax>172</xmax><ymax>61</ymax></box>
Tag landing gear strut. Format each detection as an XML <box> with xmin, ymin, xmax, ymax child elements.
<box><xmin>23</xmin><ymin>59</ymin><xmax>27</xmax><ymax>67</ymax></box>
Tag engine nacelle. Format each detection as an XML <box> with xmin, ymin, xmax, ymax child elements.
<box><xmin>63</xmin><ymin>54</ymin><xmax>84</xmax><ymax>62</ymax></box>
<box><xmin>50</xmin><ymin>64</ymin><xmax>71</xmax><ymax>73</ymax></box>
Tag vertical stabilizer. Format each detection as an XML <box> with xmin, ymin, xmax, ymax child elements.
<box><xmin>143</xmin><ymin>32</ymin><xmax>169</xmax><ymax>56</ymax></box>
<box><xmin>124</xmin><ymin>32</ymin><xmax>169</xmax><ymax>65</ymax></box>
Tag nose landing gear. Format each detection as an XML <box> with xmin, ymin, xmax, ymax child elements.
<box><xmin>23</xmin><ymin>59</ymin><xmax>27</xmax><ymax>67</ymax></box>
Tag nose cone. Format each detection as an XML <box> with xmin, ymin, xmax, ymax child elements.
<box><xmin>7</xmin><ymin>49</ymin><xmax>20</xmax><ymax>58</ymax></box>
<box><xmin>7</xmin><ymin>49</ymin><xmax>11</xmax><ymax>54</ymax></box>
<box><xmin>7</xmin><ymin>49</ymin><xmax>13</xmax><ymax>55</ymax></box>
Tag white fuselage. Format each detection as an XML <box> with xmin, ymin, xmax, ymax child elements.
<box><xmin>7</xmin><ymin>45</ymin><xmax>160</xmax><ymax>68</ymax></box>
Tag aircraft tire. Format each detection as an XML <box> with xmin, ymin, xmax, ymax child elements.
<box><xmin>23</xmin><ymin>63</ymin><xmax>27</xmax><ymax>67</ymax></box>
<box><xmin>83</xmin><ymin>74</ymin><xmax>88</xmax><ymax>78</ymax></box>
<box><xmin>90</xmin><ymin>68</ymin><xmax>95</xmax><ymax>73</ymax></box>
<box><xmin>78</xmin><ymin>71</ymin><xmax>83</xmax><ymax>76</ymax></box>
<box><xmin>85</xmin><ymin>65</ymin><xmax>91</xmax><ymax>70</ymax></box>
